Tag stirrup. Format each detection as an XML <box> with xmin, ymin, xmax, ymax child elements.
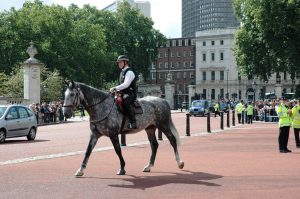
<box><xmin>127</xmin><ymin>123</ymin><xmax>137</xmax><ymax>129</ymax></box>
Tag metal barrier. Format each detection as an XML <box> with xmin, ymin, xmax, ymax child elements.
<box><xmin>227</xmin><ymin>110</ymin><xmax>230</xmax><ymax>128</ymax></box>
<box><xmin>186</xmin><ymin>113</ymin><xmax>191</xmax><ymax>136</ymax></box>
<box><xmin>207</xmin><ymin>111</ymin><xmax>211</xmax><ymax>133</ymax></box>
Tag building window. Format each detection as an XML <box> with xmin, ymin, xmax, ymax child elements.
<box><xmin>202</xmin><ymin>53</ymin><xmax>206</xmax><ymax>61</ymax></box>
<box><xmin>171</xmin><ymin>51</ymin><xmax>175</xmax><ymax>57</ymax></box>
<box><xmin>220</xmin><ymin>40</ymin><xmax>224</xmax><ymax>45</ymax></box>
<box><xmin>190</xmin><ymin>61</ymin><xmax>194</xmax><ymax>67</ymax></box>
<box><xmin>178</xmin><ymin>40</ymin><xmax>182</xmax><ymax>46</ymax></box>
<box><xmin>220</xmin><ymin>71</ymin><xmax>224</xmax><ymax>80</ymax></box>
<box><xmin>211</xmin><ymin>71</ymin><xmax>215</xmax><ymax>80</ymax></box>
<box><xmin>211</xmin><ymin>89</ymin><xmax>215</xmax><ymax>100</ymax></box>
<box><xmin>203</xmin><ymin>89</ymin><xmax>207</xmax><ymax>99</ymax></box>
<box><xmin>211</xmin><ymin>41</ymin><xmax>215</xmax><ymax>46</ymax></box>
<box><xmin>284</xmin><ymin>72</ymin><xmax>287</xmax><ymax>80</ymax></box>
<box><xmin>203</xmin><ymin>41</ymin><xmax>206</xmax><ymax>46</ymax></box>
<box><xmin>177</xmin><ymin>51</ymin><xmax>181</xmax><ymax>57</ymax></box>
<box><xmin>211</xmin><ymin>53</ymin><xmax>215</xmax><ymax>61</ymax></box>
<box><xmin>152</xmin><ymin>73</ymin><xmax>156</xmax><ymax>80</ymax></box>
<box><xmin>220</xmin><ymin>52</ymin><xmax>224</xmax><ymax>61</ymax></box>
<box><xmin>151</xmin><ymin>62</ymin><xmax>156</xmax><ymax>69</ymax></box>
<box><xmin>190</xmin><ymin>72</ymin><xmax>194</xmax><ymax>79</ymax></box>
<box><xmin>165</xmin><ymin>51</ymin><xmax>168</xmax><ymax>57</ymax></box>
<box><xmin>190</xmin><ymin>51</ymin><xmax>194</xmax><ymax>56</ymax></box>
<box><xmin>203</xmin><ymin>71</ymin><xmax>206</xmax><ymax>81</ymax></box>
<box><xmin>159</xmin><ymin>62</ymin><xmax>162</xmax><ymax>68</ymax></box>
<box><xmin>183</xmin><ymin>61</ymin><xmax>186</xmax><ymax>67</ymax></box>
<box><xmin>166</xmin><ymin>41</ymin><xmax>170</xmax><ymax>47</ymax></box>
<box><xmin>159</xmin><ymin>52</ymin><xmax>163</xmax><ymax>58</ymax></box>
<box><xmin>220</xmin><ymin>88</ymin><xmax>224</xmax><ymax>98</ymax></box>
<box><xmin>164</xmin><ymin>62</ymin><xmax>168</xmax><ymax>69</ymax></box>
<box><xmin>185</xmin><ymin>39</ymin><xmax>189</xmax><ymax>46</ymax></box>
<box><xmin>159</xmin><ymin>73</ymin><xmax>162</xmax><ymax>79</ymax></box>
<box><xmin>177</xmin><ymin>72</ymin><xmax>181</xmax><ymax>79</ymax></box>
<box><xmin>177</xmin><ymin>62</ymin><xmax>181</xmax><ymax>68</ymax></box>
<box><xmin>172</xmin><ymin>40</ymin><xmax>176</xmax><ymax>47</ymax></box>
<box><xmin>171</xmin><ymin>62</ymin><xmax>175</xmax><ymax>68</ymax></box>
<box><xmin>183</xmin><ymin>72</ymin><xmax>187</xmax><ymax>78</ymax></box>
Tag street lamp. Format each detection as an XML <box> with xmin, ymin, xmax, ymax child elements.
<box><xmin>252</xmin><ymin>81</ymin><xmax>257</xmax><ymax>102</ymax></box>
<box><xmin>44</xmin><ymin>83</ymin><xmax>48</xmax><ymax>103</ymax></box>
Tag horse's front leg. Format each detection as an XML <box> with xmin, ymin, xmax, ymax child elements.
<box><xmin>109</xmin><ymin>133</ymin><xmax>126</xmax><ymax>175</ymax></box>
<box><xmin>75</xmin><ymin>132</ymin><xmax>100</xmax><ymax>177</ymax></box>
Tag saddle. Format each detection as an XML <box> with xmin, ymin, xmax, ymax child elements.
<box><xmin>115</xmin><ymin>93</ymin><xmax>143</xmax><ymax>114</ymax></box>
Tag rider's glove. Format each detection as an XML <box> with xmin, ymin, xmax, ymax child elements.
<box><xmin>110</xmin><ymin>87</ymin><xmax>116</xmax><ymax>93</ymax></box>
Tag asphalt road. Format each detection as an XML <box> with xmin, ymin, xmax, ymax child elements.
<box><xmin>1</xmin><ymin>112</ymin><xmax>300</xmax><ymax>199</ymax></box>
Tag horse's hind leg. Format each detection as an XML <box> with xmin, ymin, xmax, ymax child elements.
<box><xmin>143</xmin><ymin>126</ymin><xmax>159</xmax><ymax>172</ymax></box>
<box><xmin>75</xmin><ymin>133</ymin><xmax>100</xmax><ymax>177</ymax></box>
<box><xmin>110</xmin><ymin>134</ymin><xmax>126</xmax><ymax>175</ymax></box>
<box><xmin>160</xmin><ymin>126</ymin><xmax>184</xmax><ymax>170</ymax></box>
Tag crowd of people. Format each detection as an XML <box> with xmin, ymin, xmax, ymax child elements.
<box><xmin>232</xmin><ymin>97</ymin><xmax>300</xmax><ymax>153</ymax></box>
<box><xmin>29</xmin><ymin>101</ymin><xmax>66</xmax><ymax>125</ymax></box>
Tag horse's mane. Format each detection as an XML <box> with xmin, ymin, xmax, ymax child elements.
<box><xmin>76</xmin><ymin>82</ymin><xmax>109</xmax><ymax>101</ymax></box>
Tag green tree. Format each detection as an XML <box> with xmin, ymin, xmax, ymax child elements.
<box><xmin>233</xmin><ymin>0</ymin><xmax>300</xmax><ymax>80</ymax></box>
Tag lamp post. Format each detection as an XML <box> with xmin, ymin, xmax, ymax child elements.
<box><xmin>252</xmin><ymin>81</ymin><xmax>257</xmax><ymax>102</ymax></box>
<box><xmin>44</xmin><ymin>83</ymin><xmax>48</xmax><ymax>103</ymax></box>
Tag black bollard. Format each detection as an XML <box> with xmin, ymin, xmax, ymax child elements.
<box><xmin>186</xmin><ymin>113</ymin><xmax>190</xmax><ymax>136</ymax></box>
<box><xmin>158</xmin><ymin>129</ymin><xmax>163</xmax><ymax>140</ymax></box>
<box><xmin>121</xmin><ymin>134</ymin><xmax>126</xmax><ymax>146</ymax></box>
<box><xmin>227</xmin><ymin>109</ymin><xmax>230</xmax><ymax>128</ymax></box>
<box><xmin>264</xmin><ymin>109</ymin><xmax>267</xmax><ymax>122</ymax></box>
<box><xmin>242</xmin><ymin>110</ymin><xmax>245</xmax><ymax>124</ymax></box>
<box><xmin>220</xmin><ymin>111</ymin><xmax>224</xmax><ymax>130</ymax></box>
<box><xmin>207</xmin><ymin>111</ymin><xmax>211</xmax><ymax>133</ymax></box>
<box><xmin>232</xmin><ymin>109</ymin><xmax>236</xmax><ymax>126</ymax></box>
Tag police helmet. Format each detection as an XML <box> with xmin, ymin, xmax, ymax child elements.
<box><xmin>116</xmin><ymin>55</ymin><xmax>129</xmax><ymax>63</ymax></box>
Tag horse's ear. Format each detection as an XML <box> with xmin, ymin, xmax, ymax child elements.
<box><xmin>64</xmin><ymin>79</ymin><xmax>69</xmax><ymax>87</ymax></box>
<box><xmin>71</xmin><ymin>80</ymin><xmax>75</xmax><ymax>88</ymax></box>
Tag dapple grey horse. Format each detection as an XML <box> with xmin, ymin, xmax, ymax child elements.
<box><xmin>63</xmin><ymin>81</ymin><xmax>184</xmax><ymax>177</ymax></box>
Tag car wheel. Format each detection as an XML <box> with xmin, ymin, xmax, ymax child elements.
<box><xmin>27</xmin><ymin>127</ymin><xmax>36</xmax><ymax>141</ymax></box>
<box><xmin>0</xmin><ymin>130</ymin><xmax>6</xmax><ymax>143</ymax></box>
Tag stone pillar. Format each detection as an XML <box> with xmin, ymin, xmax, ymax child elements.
<box><xmin>275</xmin><ymin>84</ymin><xmax>282</xmax><ymax>99</ymax></box>
<box><xmin>164</xmin><ymin>72</ymin><xmax>175</xmax><ymax>109</ymax></box>
<box><xmin>188</xmin><ymin>84</ymin><xmax>196</xmax><ymax>105</ymax></box>
<box><xmin>22</xmin><ymin>41</ymin><xmax>43</xmax><ymax>105</ymax></box>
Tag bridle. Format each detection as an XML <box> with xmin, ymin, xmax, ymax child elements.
<box><xmin>63</xmin><ymin>85</ymin><xmax>115</xmax><ymax>123</ymax></box>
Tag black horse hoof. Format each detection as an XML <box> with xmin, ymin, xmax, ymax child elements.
<box><xmin>117</xmin><ymin>169</ymin><xmax>126</xmax><ymax>175</ymax></box>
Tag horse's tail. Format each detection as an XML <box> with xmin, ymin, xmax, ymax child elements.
<box><xmin>170</xmin><ymin>117</ymin><xmax>181</xmax><ymax>146</ymax></box>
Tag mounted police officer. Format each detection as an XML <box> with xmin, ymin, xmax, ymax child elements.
<box><xmin>110</xmin><ymin>55</ymin><xmax>137</xmax><ymax>129</ymax></box>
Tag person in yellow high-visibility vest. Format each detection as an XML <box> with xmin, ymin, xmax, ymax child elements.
<box><xmin>291</xmin><ymin>99</ymin><xmax>300</xmax><ymax>148</ymax></box>
<box><xmin>277</xmin><ymin>97</ymin><xmax>292</xmax><ymax>153</ymax></box>
<box><xmin>235</xmin><ymin>100</ymin><xmax>244</xmax><ymax>123</ymax></box>
<box><xmin>246</xmin><ymin>101</ymin><xmax>254</xmax><ymax>124</ymax></box>
<box><xmin>214</xmin><ymin>102</ymin><xmax>220</xmax><ymax>117</ymax></box>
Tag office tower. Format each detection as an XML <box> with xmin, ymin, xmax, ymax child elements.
<box><xmin>182</xmin><ymin>0</ymin><xmax>239</xmax><ymax>37</ymax></box>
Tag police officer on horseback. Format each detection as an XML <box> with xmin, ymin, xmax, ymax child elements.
<box><xmin>110</xmin><ymin>55</ymin><xmax>137</xmax><ymax>129</ymax></box>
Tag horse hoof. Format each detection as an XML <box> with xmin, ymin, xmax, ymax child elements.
<box><xmin>178</xmin><ymin>161</ymin><xmax>184</xmax><ymax>169</ymax></box>
<box><xmin>117</xmin><ymin>169</ymin><xmax>126</xmax><ymax>175</ymax></box>
<box><xmin>75</xmin><ymin>170</ymin><xmax>84</xmax><ymax>177</ymax></box>
<box><xmin>143</xmin><ymin>167</ymin><xmax>151</xmax><ymax>172</ymax></box>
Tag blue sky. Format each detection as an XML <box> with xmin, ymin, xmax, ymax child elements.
<box><xmin>0</xmin><ymin>0</ymin><xmax>181</xmax><ymax>38</ymax></box>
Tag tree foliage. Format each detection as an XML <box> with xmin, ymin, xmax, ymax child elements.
<box><xmin>233</xmin><ymin>0</ymin><xmax>300</xmax><ymax>80</ymax></box>
<box><xmin>0</xmin><ymin>0</ymin><xmax>165</xmax><ymax>92</ymax></box>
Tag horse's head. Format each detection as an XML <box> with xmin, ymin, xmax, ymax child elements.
<box><xmin>63</xmin><ymin>80</ymin><xmax>83</xmax><ymax>118</ymax></box>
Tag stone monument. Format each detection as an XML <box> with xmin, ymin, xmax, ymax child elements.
<box><xmin>22</xmin><ymin>41</ymin><xmax>43</xmax><ymax>105</ymax></box>
<box><xmin>164</xmin><ymin>72</ymin><xmax>175</xmax><ymax>109</ymax></box>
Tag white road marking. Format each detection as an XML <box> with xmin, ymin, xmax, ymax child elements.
<box><xmin>0</xmin><ymin>125</ymin><xmax>274</xmax><ymax>166</ymax></box>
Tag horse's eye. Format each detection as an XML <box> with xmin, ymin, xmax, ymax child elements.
<box><xmin>70</xmin><ymin>93</ymin><xmax>75</xmax><ymax>97</ymax></box>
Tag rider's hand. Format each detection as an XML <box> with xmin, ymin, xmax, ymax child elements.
<box><xmin>110</xmin><ymin>87</ymin><xmax>116</xmax><ymax>93</ymax></box>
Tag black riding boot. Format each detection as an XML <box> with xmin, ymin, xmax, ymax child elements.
<box><xmin>127</xmin><ymin>105</ymin><xmax>137</xmax><ymax>129</ymax></box>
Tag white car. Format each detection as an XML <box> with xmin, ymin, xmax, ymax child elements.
<box><xmin>0</xmin><ymin>104</ymin><xmax>37</xmax><ymax>143</ymax></box>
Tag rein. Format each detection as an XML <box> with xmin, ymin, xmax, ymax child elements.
<box><xmin>89</xmin><ymin>99</ymin><xmax>116</xmax><ymax>124</ymax></box>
